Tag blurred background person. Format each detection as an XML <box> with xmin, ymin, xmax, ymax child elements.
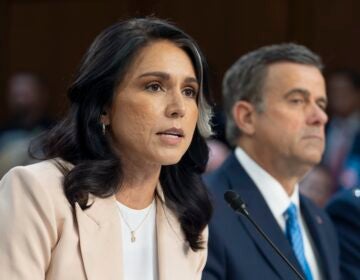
<box><xmin>205</xmin><ymin>138</ymin><xmax>230</xmax><ymax>173</ymax></box>
<box><xmin>0</xmin><ymin>72</ymin><xmax>54</xmax><ymax>177</ymax></box>
<box><xmin>1</xmin><ymin>72</ymin><xmax>52</xmax><ymax>133</ymax></box>
<box><xmin>327</xmin><ymin>187</ymin><xmax>360</xmax><ymax>280</ymax></box>
<box><xmin>205</xmin><ymin>106</ymin><xmax>231</xmax><ymax>173</ymax></box>
<box><xmin>300</xmin><ymin>164</ymin><xmax>335</xmax><ymax>207</ymax></box>
<box><xmin>323</xmin><ymin>69</ymin><xmax>360</xmax><ymax>190</ymax></box>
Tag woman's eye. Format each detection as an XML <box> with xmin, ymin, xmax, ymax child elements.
<box><xmin>145</xmin><ymin>83</ymin><xmax>162</xmax><ymax>92</ymax></box>
<box><xmin>183</xmin><ymin>87</ymin><xmax>197</xmax><ymax>98</ymax></box>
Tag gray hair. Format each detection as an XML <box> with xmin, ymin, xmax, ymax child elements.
<box><xmin>188</xmin><ymin>42</ymin><xmax>213</xmax><ymax>138</ymax></box>
<box><xmin>172</xmin><ymin>38</ymin><xmax>213</xmax><ymax>138</ymax></box>
<box><xmin>223</xmin><ymin>43</ymin><xmax>323</xmax><ymax>145</ymax></box>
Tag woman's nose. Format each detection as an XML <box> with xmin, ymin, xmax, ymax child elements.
<box><xmin>165</xmin><ymin>91</ymin><xmax>186</xmax><ymax>118</ymax></box>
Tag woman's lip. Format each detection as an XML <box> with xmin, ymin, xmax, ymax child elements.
<box><xmin>157</xmin><ymin>128</ymin><xmax>184</xmax><ymax>137</ymax></box>
<box><xmin>157</xmin><ymin>132</ymin><xmax>184</xmax><ymax>137</ymax></box>
<box><xmin>157</xmin><ymin>133</ymin><xmax>183</xmax><ymax>145</ymax></box>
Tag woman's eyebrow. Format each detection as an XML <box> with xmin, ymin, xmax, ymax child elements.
<box><xmin>137</xmin><ymin>72</ymin><xmax>198</xmax><ymax>85</ymax></box>
<box><xmin>137</xmin><ymin>71</ymin><xmax>170</xmax><ymax>80</ymax></box>
<box><xmin>184</xmin><ymin>77</ymin><xmax>199</xmax><ymax>85</ymax></box>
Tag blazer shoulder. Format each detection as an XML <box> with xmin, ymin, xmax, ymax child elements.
<box><xmin>0</xmin><ymin>159</ymin><xmax>71</xmax><ymax>209</ymax></box>
<box><xmin>0</xmin><ymin>160</ymin><xmax>74</xmax><ymax>279</ymax></box>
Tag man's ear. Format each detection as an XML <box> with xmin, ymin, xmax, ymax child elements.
<box><xmin>232</xmin><ymin>100</ymin><xmax>256</xmax><ymax>135</ymax></box>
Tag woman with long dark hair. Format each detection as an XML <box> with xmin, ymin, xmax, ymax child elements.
<box><xmin>0</xmin><ymin>18</ymin><xmax>213</xmax><ymax>280</ymax></box>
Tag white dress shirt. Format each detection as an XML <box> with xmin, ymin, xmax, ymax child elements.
<box><xmin>235</xmin><ymin>147</ymin><xmax>323</xmax><ymax>280</ymax></box>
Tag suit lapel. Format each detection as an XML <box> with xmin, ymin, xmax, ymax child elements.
<box><xmin>223</xmin><ymin>155</ymin><xmax>305</xmax><ymax>280</ymax></box>
<box><xmin>156</xmin><ymin>198</ymin><xmax>186</xmax><ymax>280</ymax></box>
<box><xmin>75</xmin><ymin>195</ymin><xmax>123</xmax><ymax>280</ymax></box>
<box><xmin>300</xmin><ymin>197</ymin><xmax>334</xmax><ymax>280</ymax></box>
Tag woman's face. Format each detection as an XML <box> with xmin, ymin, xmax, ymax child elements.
<box><xmin>104</xmin><ymin>40</ymin><xmax>199</xmax><ymax>167</ymax></box>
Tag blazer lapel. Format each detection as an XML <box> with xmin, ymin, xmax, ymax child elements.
<box><xmin>223</xmin><ymin>155</ymin><xmax>305</xmax><ymax>280</ymax></box>
<box><xmin>75</xmin><ymin>195</ymin><xmax>123</xmax><ymax>280</ymax></box>
<box><xmin>156</xmin><ymin>188</ymin><xmax>202</xmax><ymax>280</ymax></box>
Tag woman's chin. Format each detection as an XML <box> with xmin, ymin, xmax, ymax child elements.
<box><xmin>158</xmin><ymin>154</ymin><xmax>185</xmax><ymax>166</ymax></box>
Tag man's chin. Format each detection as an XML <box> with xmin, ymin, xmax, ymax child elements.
<box><xmin>301</xmin><ymin>155</ymin><xmax>322</xmax><ymax>166</ymax></box>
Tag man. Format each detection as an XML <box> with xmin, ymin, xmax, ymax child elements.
<box><xmin>327</xmin><ymin>187</ymin><xmax>360</xmax><ymax>279</ymax></box>
<box><xmin>202</xmin><ymin>43</ymin><xmax>340</xmax><ymax>280</ymax></box>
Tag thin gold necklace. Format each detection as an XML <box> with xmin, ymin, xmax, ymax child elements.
<box><xmin>117</xmin><ymin>200</ymin><xmax>155</xmax><ymax>243</ymax></box>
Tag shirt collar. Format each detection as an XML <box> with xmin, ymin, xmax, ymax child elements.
<box><xmin>234</xmin><ymin>147</ymin><xmax>300</xmax><ymax>219</ymax></box>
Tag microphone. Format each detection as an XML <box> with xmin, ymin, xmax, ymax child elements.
<box><xmin>224</xmin><ymin>190</ymin><xmax>305</xmax><ymax>280</ymax></box>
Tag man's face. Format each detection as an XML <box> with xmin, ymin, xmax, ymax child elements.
<box><xmin>251</xmin><ymin>62</ymin><xmax>328</xmax><ymax>171</ymax></box>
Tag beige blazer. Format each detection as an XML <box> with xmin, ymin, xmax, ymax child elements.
<box><xmin>0</xmin><ymin>160</ymin><xmax>208</xmax><ymax>280</ymax></box>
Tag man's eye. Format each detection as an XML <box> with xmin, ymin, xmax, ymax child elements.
<box><xmin>318</xmin><ymin>104</ymin><xmax>327</xmax><ymax>111</ymax></box>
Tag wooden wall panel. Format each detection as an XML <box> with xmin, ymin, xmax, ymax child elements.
<box><xmin>4</xmin><ymin>0</ymin><xmax>131</xmax><ymax>121</ymax></box>
<box><xmin>311</xmin><ymin>0</ymin><xmax>360</xmax><ymax>70</ymax></box>
<box><xmin>2</xmin><ymin>0</ymin><xmax>360</xmax><ymax>123</ymax></box>
<box><xmin>0</xmin><ymin>0</ymin><xmax>10</xmax><ymax>121</ymax></box>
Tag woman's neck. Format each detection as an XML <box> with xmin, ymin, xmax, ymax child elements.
<box><xmin>115</xmin><ymin>157</ymin><xmax>161</xmax><ymax>210</ymax></box>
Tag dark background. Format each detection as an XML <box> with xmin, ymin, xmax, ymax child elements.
<box><xmin>2</xmin><ymin>0</ymin><xmax>360</xmax><ymax>123</ymax></box>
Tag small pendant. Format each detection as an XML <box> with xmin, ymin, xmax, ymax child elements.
<box><xmin>131</xmin><ymin>231</ymin><xmax>136</xmax><ymax>242</ymax></box>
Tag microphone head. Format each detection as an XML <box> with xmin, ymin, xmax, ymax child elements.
<box><xmin>224</xmin><ymin>190</ymin><xmax>248</xmax><ymax>216</ymax></box>
<box><xmin>224</xmin><ymin>190</ymin><xmax>238</xmax><ymax>203</ymax></box>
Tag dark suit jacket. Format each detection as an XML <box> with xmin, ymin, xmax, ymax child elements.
<box><xmin>327</xmin><ymin>188</ymin><xmax>360</xmax><ymax>280</ymax></box>
<box><xmin>202</xmin><ymin>153</ymin><xmax>340</xmax><ymax>280</ymax></box>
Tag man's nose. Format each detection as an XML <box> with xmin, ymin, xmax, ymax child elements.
<box><xmin>307</xmin><ymin>102</ymin><xmax>328</xmax><ymax>125</ymax></box>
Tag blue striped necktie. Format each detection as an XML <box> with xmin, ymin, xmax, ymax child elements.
<box><xmin>284</xmin><ymin>203</ymin><xmax>313</xmax><ymax>280</ymax></box>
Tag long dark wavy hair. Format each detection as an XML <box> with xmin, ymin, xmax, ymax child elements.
<box><xmin>33</xmin><ymin>18</ymin><xmax>213</xmax><ymax>251</ymax></box>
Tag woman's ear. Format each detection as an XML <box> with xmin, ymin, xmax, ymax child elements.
<box><xmin>232</xmin><ymin>100</ymin><xmax>256</xmax><ymax>136</ymax></box>
<box><xmin>100</xmin><ymin>110</ymin><xmax>110</xmax><ymax>125</ymax></box>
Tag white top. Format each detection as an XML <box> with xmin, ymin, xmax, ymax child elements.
<box><xmin>235</xmin><ymin>147</ymin><xmax>322</xmax><ymax>280</ymax></box>
<box><xmin>116</xmin><ymin>199</ymin><xmax>158</xmax><ymax>280</ymax></box>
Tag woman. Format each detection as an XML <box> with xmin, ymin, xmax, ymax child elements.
<box><xmin>0</xmin><ymin>18</ymin><xmax>213</xmax><ymax>280</ymax></box>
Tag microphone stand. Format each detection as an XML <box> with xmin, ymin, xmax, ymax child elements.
<box><xmin>225</xmin><ymin>190</ymin><xmax>305</xmax><ymax>280</ymax></box>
